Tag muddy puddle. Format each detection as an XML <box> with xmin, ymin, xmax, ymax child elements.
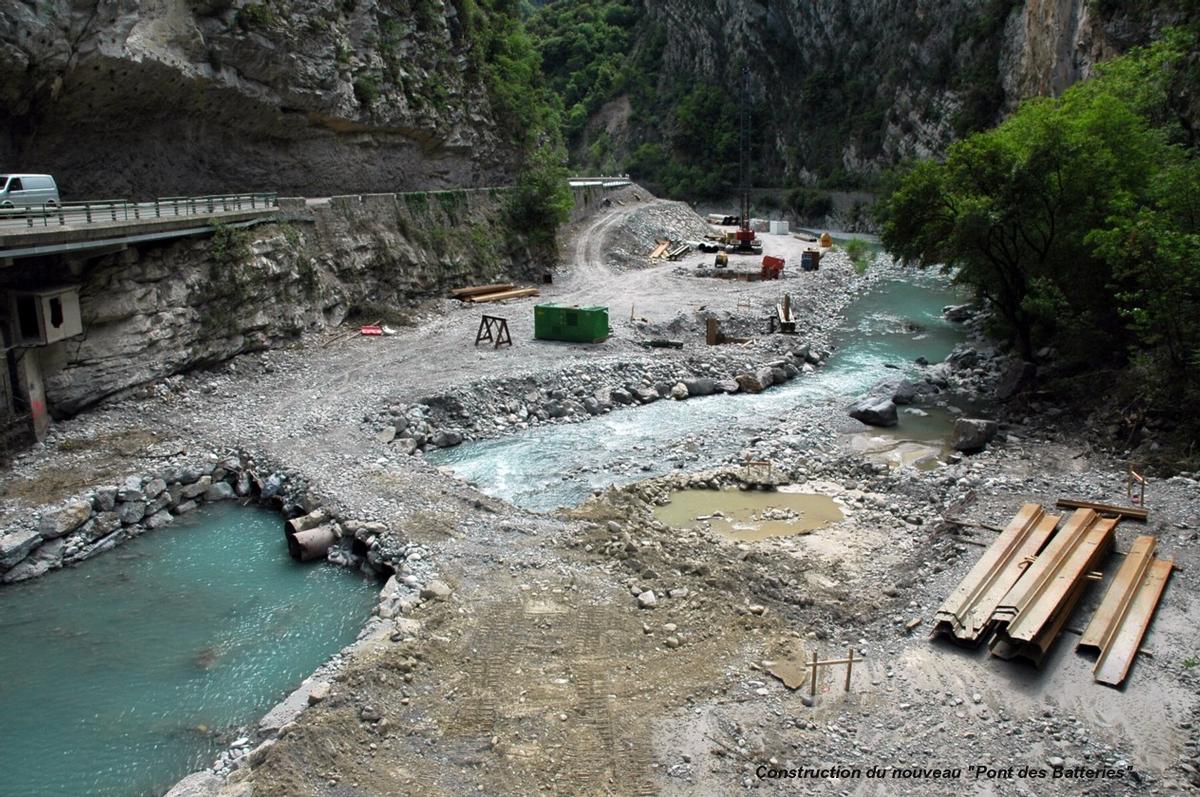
<box><xmin>653</xmin><ymin>488</ymin><xmax>844</xmax><ymax>541</ymax></box>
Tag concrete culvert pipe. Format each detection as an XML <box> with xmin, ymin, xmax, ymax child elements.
<box><xmin>285</xmin><ymin>509</ymin><xmax>330</xmax><ymax>538</ymax></box>
<box><xmin>288</xmin><ymin>525</ymin><xmax>337</xmax><ymax>562</ymax></box>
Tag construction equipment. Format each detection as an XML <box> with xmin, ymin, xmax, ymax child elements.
<box><xmin>467</xmin><ymin>287</ymin><xmax>539</xmax><ymax>303</ymax></box>
<box><xmin>452</xmin><ymin>283</ymin><xmax>515</xmax><ymax>299</ymax></box>
<box><xmin>732</xmin><ymin>67</ymin><xmax>762</xmax><ymax>255</ymax></box>
<box><xmin>534</xmin><ymin>304</ymin><xmax>609</xmax><ymax>343</ymax></box>
<box><xmin>989</xmin><ymin>509</ymin><xmax>1116</xmax><ymax>666</ymax></box>
<box><xmin>1128</xmin><ymin>469</ymin><xmax>1147</xmax><ymax>506</ymax></box>
<box><xmin>452</xmin><ymin>283</ymin><xmax>539</xmax><ymax>303</ymax></box>
<box><xmin>714</xmin><ymin>251</ymin><xmax>728</xmax><ymax>268</ymax></box>
<box><xmin>801</xmin><ymin>250</ymin><xmax>821</xmax><ymax>272</ymax></box>
<box><xmin>707</xmin><ymin>213</ymin><xmax>741</xmax><ymax>225</ymax></box>
<box><xmin>775</xmin><ymin>294</ymin><xmax>796</xmax><ymax>333</ymax></box>
<box><xmin>761</xmin><ymin>255</ymin><xmax>784</xmax><ymax>280</ymax></box>
<box><xmin>933</xmin><ymin>504</ymin><xmax>1055</xmax><ymax>644</ymax></box>
<box><xmin>1054</xmin><ymin>498</ymin><xmax>1148</xmax><ymax>522</ymax></box>
<box><xmin>933</xmin><ymin>501</ymin><xmax>1173</xmax><ymax>684</ymax></box>
<box><xmin>649</xmin><ymin>240</ymin><xmax>692</xmax><ymax>260</ymax></box>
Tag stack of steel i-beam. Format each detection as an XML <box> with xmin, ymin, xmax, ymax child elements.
<box><xmin>932</xmin><ymin>501</ymin><xmax>1173</xmax><ymax>686</ymax></box>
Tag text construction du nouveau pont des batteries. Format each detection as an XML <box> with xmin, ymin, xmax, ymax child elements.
<box><xmin>755</xmin><ymin>763</ymin><xmax>1129</xmax><ymax>782</ymax></box>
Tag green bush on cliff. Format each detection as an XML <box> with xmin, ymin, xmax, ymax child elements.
<box><xmin>470</xmin><ymin>0</ymin><xmax>562</xmax><ymax>150</ymax></box>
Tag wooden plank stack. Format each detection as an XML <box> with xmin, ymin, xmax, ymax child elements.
<box><xmin>451</xmin><ymin>283</ymin><xmax>539</xmax><ymax>303</ymax></box>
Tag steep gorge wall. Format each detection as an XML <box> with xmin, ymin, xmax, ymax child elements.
<box><xmin>26</xmin><ymin>188</ymin><xmax>535</xmax><ymax>415</ymax></box>
<box><xmin>603</xmin><ymin>0</ymin><xmax>1187</xmax><ymax>183</ymax></box>
<box><xmin>0</xmin><ymin>0</ymin><xmax>515</xmax><ymax>198</ymax></box>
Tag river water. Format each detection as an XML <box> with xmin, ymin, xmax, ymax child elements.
<box><xmin>0</xmin><ymin>503</ymin><xmax>379</xmax><ymax>797</ymax></box>
<box><xmin>430</xmin><ymin>274</ymin><xmax>969</xmax><ymax>510</ymax></box>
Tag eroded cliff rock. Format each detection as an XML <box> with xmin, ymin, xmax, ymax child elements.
<box><xmin>0</xmin><ymin>0</ymin><xmax>515</xmax><ymax>198</ymax></box>
<box><xmin>28</xmin><ymin>188</ymin><xmax>533</xmax><ymax>414</ymax></box>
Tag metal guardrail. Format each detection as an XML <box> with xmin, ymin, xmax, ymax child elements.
<box><xmin>1</xmin><ymin>193</ymin><xmax>279</xmax><ymax>229</ymax></box>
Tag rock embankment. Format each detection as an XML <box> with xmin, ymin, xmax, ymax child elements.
<box><xmin>364</xmin><ymin>343</ymin><xmax>830</xmax><ymax>455</ymax></box>
<box><xmin>0</xmin><ymin>1</ymin><xmax>518</xmax><ymax>196</ymax></box>
<box><xmin>0</xmin><ymin>450</ymin><xmax>400</xmax><ymax>585</ymax></box>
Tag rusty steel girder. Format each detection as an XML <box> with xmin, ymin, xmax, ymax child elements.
<box><xmin>989</xmin><ymin>510</ymin><xmax>1116</xmax><ymax>665</ymax></box>
<box><xmin>1077</xmin><ymin>534</ymin><xmax>1173</xmax><ymax>686</ymax></box>
<box><xmin>932</xmin><ymin>503</ymin><xmax>1056</xmax><ymax>644</ymax></box>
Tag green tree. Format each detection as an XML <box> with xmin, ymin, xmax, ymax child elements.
<box><xmin>504</xmin><ymin>145</ymin><xmax>573</xmax><ymax>256</ymax></box>
<box><xmin>879</xmin><ymin>68</ymin><xmax>1169</xmax><ymax>359</ymax></box>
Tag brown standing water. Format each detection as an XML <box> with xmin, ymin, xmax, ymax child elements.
<box><xmin>653</xmin><ymin>489</ymin><xmax>845</xmax><ymax>541</ymax></box>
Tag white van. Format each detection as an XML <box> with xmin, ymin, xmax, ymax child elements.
<box><xmin>0</xmin><ymin>174</ymin><xmax>61</xmax><ymax>208</ymax></box>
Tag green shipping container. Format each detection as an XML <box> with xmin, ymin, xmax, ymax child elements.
<box><xmin>534</xmin><ymin>304</ymin><xmax>610</xmax><ymax>343</ymax></box>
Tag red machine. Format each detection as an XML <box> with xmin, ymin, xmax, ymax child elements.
<box><xmin>761</xmin><ymin>255</ymin><xmax>784</xmax><ymax>280</ymax></box>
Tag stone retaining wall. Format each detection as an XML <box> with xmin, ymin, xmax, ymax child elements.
<box><xmin>0</xmin><ymin>450</ymin><xmax>398</xmax><ymax>585</ymax></box>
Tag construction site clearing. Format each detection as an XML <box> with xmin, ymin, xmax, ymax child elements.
<box><xmin>5</xmin><ymin>183</ymin><xmax>1199</xmax><ymax>797</ymax></box>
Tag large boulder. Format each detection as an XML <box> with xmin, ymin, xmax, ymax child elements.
<box><xmin>946</xmin><ymin>344</ymin><xmax>980</xmax><ymax>370</ymax></box>
<box><xmin>848</xmin><ymin>397</ymin><xmax>898</xmax><ymax>427</ymax></box>
<box><xmin>203</xmin><ymin>481</ymin><xmax>236</xmax><ymax>502</ymax></box>
<box><xmin>38</xmin><ymin>499</ymin><xmax>93</xmax><ymax>539</ymax></box>
<box><xmin>685</xmin><ymin>377</ymin><xmax>718</xmax><ymax>397</ymax></box>
<box><xmin>943</xmin><ymin>303</ymin><xmax>975</xmax><ymax>323</ymax></box>
<box><xmin>735</xmin><ymin>373</ymin><xmax>766</xmax><ymax>394</ymax></box>
<box><xmin>610</xmin><ymin>388</ymin><xmax>634</xmax><ymax>405</ymax></box>
<box><xmin>867</xmin><ymin>377</ymin><xmax>918</xmax><ymax>405</ymax></box>
<box><xmin>633</xmin><ymin>386</ymin><xmax>660</xmax><ymax>404</ymax></box>
<box><xmin>0</xmin><ymin>528</ymin><xmax>42</xmax><ymax>567</ymax></box>
<box><xmin>953</xmin><ymin>418</ymin><xmax>999</xmax><ymax>452</ymax></box>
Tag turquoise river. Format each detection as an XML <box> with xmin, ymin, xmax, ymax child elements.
<box><xmin>0</xmin><ymin>503</ymin><xmax>379</xmax><ymax>797</ymax></box>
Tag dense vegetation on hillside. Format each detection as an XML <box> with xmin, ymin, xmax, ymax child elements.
<box><xmin>527</xmin><ymin>0</ymin><xmax>763</xmax><ymax>199</ymax></box>
<box><xmin>879</xmin><ymin>30</ymin><xmax>1200</xmax><ymax>464</ymax></box>
<box><xmin>466</xmin><ymin>0</ymin><xmax>573</xmax><ymax>253</ymax></box>
<box><xmin>524</xmin><ymin>0</ymin><xmax>1027</xmax><ymax>200</ymax></box>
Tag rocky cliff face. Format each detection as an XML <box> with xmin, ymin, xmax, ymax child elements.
<box><xmin>26</xmin><ymin>188</ymin><xmax>535</xmax><ymax>414</ymax></box>
<box><xmin>0</xmin><ymin>0</ymin><xmax>515</xmax><ymax>198</ymax></box>
<box><xmin>599</xmin><ymin>0</ymin><xmax>1187</xmax><ymax>184</ymax></box>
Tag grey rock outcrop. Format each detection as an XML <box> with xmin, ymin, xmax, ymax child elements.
<box><xmin>848</xmin><ymin>397</ymin><xmax>899</xmax><ymax>427</ymax></box>
<box><xmin>0</xmin><ymin>1</ymin><xmax>519</xmax><ymax>198</ymax></box>
<box><xmin>953</xmin><ymin>418</ymin><xmax>1000</xmax><ymax>452</ymax></box>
